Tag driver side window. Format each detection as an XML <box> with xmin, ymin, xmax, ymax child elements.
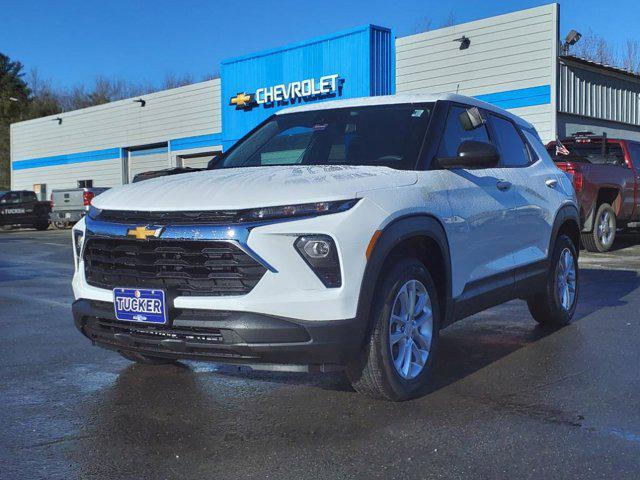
<box><xmin>437</xmin><ymin>105</ymin><xmax>490</xmax><ymax>158</ymax></box>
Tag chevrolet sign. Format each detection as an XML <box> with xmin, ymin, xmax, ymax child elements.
<box><xmin>230</xmin><ymin>74</ymin><xmax>342</xmax><ymax>110</ymax></box>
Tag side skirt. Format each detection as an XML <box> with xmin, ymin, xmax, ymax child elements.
<box><xmin>445</xmin><ymin>259</ymin><xmax>548</xmax><ymax>326</ymax></box>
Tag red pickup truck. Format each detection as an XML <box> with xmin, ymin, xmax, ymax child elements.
<box><xmin>547</xmin><ymin>133</ymin><xmax>640</xmax><ymax>252</ymax></box>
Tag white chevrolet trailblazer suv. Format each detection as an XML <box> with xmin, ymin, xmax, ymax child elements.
<box><xmin>72</xmin><ymin>93</ymin><xmax>580</xmax><ymax>400</ymax></box>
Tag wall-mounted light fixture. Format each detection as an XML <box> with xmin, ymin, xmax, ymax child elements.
<box><xmin>52</xmin><ymin>117</ymin><xmax>62</xmax><ymax>125</ymax></box>
<box><xmin>562</xmin><ymin>30</ymin><xmax>582</xmax><ymax>55</ymax></box>
<box><xmin>454</xmin><ymin>35</ymin><xmax>471</xmax><ymax>50</ymax></box>
<box><xmin>133</xmin><ymin>98</ymin><xmax>146</xmax><ymax>107</ymax></box>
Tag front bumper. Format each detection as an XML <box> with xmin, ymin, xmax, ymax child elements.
<box><xmin>73</xmin><ymin>299</ymin><xmax>366</xmax><ymax>370</ymax></box>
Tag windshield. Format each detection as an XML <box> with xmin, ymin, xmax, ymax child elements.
<box><xmin>217</xmin><ymin>104</ymin><xmax>434</xmax><ymax>170</ymax></box>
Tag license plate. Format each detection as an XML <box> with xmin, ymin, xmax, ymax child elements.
<box><xmin>113</xmin><ymin>288</ymin><xmax>167</xmax><ymax>324</ymax></box>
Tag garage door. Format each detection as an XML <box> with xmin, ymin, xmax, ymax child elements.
<box><xmin>128</xmin><ymin>144</ymin><xmax>169</xmax><ymax>182</ymax></box>
<box><xmin>179</xmin><ymin>152</ymin><xmax>218</xmax><ymax>170</ymax></box>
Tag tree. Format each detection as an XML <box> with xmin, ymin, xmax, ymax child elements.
<box><xmin>570</xmin><ymin>29</ymin><xmax>616</xmax><ymax>65</ymax></box>
<box><xmin>0</xmin><ymin>53</ymin><xmax>31</xmax><ymax>189</ymax></box>
<box><xmin>621</xmin><ymin>39</ymin><xmax>640</xmax><ymax>74</ymax></box>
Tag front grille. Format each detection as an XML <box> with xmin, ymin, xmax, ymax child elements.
<box><xmin>84</xmin><ymin>237</ymin><xmax>266</xmax><ymax>296</ymax></box>
<box><xmin>94</xmin><ymin>209</ymin><xmax>243</xmax><ymax>225</ymax></box>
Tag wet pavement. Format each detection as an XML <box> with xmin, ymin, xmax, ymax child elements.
<box><xmin>1</xmin><ymin>228</ymin><xmax>640</xmax><ymax>479</ymax></box>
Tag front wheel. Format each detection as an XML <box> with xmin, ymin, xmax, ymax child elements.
<box><xmin>34</xmin><ymin>221</ymin><xmax>50</xmax><ymax>231</ymax></box>
<box><xmin>582</xmin><ymin>203</ymin><xmax>616</xmax><ymax>252</ymax></box>
<box><xmin>346</xmin><ymin>257</ymin><xmax>440</xmax><ymax>401</ymax></box>
<box><xmin>527</xmin><ymin>234</ymin><xmax>579</xmax><ymax>327</ymax></box>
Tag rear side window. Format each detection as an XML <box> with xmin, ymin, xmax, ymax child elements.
<box><xmin>488</xmin><ymin>115</ymin><xmax>531</xmax><ymax>167</ymax></box>
<box><xmin>437</xmin><ymin>106</ymin><xmax>490</xmax><ymax>158</ymax></box>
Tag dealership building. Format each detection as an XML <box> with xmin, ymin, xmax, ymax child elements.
<box><xmin>10</xmin><ymin>3</ymin><xmax>640</xmax><ymax>197</ymax></box>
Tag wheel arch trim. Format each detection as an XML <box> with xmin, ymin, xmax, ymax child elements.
<box><xmin>549</xmin><ymin>203</ymin><xmax>580</xmax><ymax>255</ymax></box>
<box><xmin>355</xmin><ymin>214</ymin><xmax>453</xmax><ymax>336</ymax></box>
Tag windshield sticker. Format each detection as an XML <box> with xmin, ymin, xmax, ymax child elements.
<box><xmin>412</xmin><ymin>109</ymin><xmax>425</xmax><ymax>118</ymax></box>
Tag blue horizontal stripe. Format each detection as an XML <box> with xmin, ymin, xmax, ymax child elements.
<box><xmin>12</xmin><ymin>148</ymin><xmax>121</xmax><ymax>171</ymax></box>
<box><xmin>129</xmin><ymin>146</ymin><xmax>168</xmax><ymax>157</ymax></box>
<box><xmin>169</xmin><ymin>133</ymin><xmax>224</xmax><ymax>151</ymax></box>
<box><xmin>474</xmin><ymin>85</ymin><xmax>550</xmax><ymax>109</ymax></box>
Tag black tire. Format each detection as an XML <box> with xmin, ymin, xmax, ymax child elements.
<box><xmin>34</xmin><ymin>221</ymin><xmax>50</xmax><ymax>231</ymax></box>
<box><xmin>52</xmin><ymin>221</ymin><xmax>67</xmax><ymax>230</ymax></box>
<box><xmin>527</xmin><ymin>234</ymin><xmax>579</xmax><ymax>327</ymax></box>
<box><xmin>346</xmin><ymin>257</ymin><xmax>440</xmax><ymax>401</ymax></box>
<box><xmin>119</xmin><ymin>351</ymin><xmax>178</xmax><ymax>365</ymax></box>
<box><xmin>582</xmin><ymin>203</ymin><xmax>616</xmax><ymax>252</ymax></box>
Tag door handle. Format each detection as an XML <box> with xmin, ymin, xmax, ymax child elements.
<box><xmin>545</xmin><ymin>178</ymin><xmax>558</xmax><ymax>188</ymax></box>
<box><xmin>496</xmin><ymin>181</ymin><xmax>512</xmax><ymax>191</ymax></box>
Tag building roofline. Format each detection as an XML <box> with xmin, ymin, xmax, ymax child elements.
<box><xmin>560</xmin><ymin>55</ymin><xmax>640</xmax><ymax>82</ymax></box>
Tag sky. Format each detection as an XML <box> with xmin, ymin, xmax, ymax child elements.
<box><xmin>2</xmin><ymin>0</ymin><xmax>639</xmax><ymax>90</ymax></box>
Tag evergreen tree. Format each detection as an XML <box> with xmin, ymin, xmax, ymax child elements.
<box><xmin>0</xmin><ymin>53</ymin><xmax>30</xmax><ymax>189</ymax></box>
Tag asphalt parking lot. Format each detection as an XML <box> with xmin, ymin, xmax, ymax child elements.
<box><xmin>1</xmin><ymin>229</ymin><xmax>640</xmax><ymax>479</ymax></box>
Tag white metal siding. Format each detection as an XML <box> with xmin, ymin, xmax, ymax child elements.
<box><xmin>395</xmin><ymin>4</ymin><xmax>558</xmax><ymax>142</ymax></box>
<box><xmin>558</xmin><ymin>60</ymin><xmax>640</xmax><ymax>128</ymax></box>
<box><xmin>10</xmin><ymin>79</ymin><xmax>221</xmax><ymax>191</ymax></box>
<box><xmin>11</xmin><ymin>159</ymin><xmax>123</xmax><ymax>191</ymax></box>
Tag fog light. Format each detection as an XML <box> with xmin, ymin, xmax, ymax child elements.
<box><xmin>295</xmin><ymin>235</ymin><xmax>341</xmax><ymax>288</ymax></box>
<box><xmin>303</xmin><ymin>239</ymin><xmax>331</xmax><ymax>258</ymax></box>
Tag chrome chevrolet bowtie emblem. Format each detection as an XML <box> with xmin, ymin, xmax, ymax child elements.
<box><xmin>127</xmin><ymin>226</ymin><xmax>163</xmax><ymax>240</ymax></box>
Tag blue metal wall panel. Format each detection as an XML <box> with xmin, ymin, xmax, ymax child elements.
<box><xmin>220</xmin><ymin>25</ymin><xmax>393</xmax><ymax>144</ymax></box>
<box><xmin>370</xmin><ymin>26</ymin><xmax>395</xmax><ymax>96</ymax></box>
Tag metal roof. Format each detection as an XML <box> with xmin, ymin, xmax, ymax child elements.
<box><xmin>560</xmin><ymin>55</ymin><xmax>640</xmax><ymax>82</ymax></box>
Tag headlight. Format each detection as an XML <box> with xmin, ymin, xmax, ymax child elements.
<box><xmin>295</xmin><ymin>235</ymin><xmax>341</xmax><ymax>288</ymax></box>
<box><xmin>73</xmin><ymin>230</ymin><xmax>84</xmax><ymax>265</ymax></box>
<box><xmin>240</xmin><ymin>199</ymin><xmax>359</xmax><ymax>222</ymax></box>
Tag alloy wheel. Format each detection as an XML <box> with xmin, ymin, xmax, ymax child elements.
<box><xmin>556</xmin><ymin>248</ymin><xmax>577</xmax><ymax>311</ymax></box>
<box><xmin>388</xmin><ymin>279</ymin><xmax>433</xmax><ymax>380</ymax></box>
<box><xmin>597</xmin><ymin>210</ymin><xmax>614</xmax><ymax>247</ymax></box>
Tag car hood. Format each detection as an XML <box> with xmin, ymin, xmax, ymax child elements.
<box><xmin>92</xmin><ymin>165</ymin><xmax>417</xmax><ymax>211</ymax></box>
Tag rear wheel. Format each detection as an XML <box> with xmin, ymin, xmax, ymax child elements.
<box><xmin>120</xmin><ymin>351</ymin><xmax>178</xmax><ymax>365</ymax></box>
<box><xmin>582</xmin><ymin>203</ymin><xmax>616</xmax><ymax>252</ymax></box>
<box><xmin>527</xmin><ymin>234</ymin><xmax>578</xmax><ymax>326</ymax></box>
<box><xmin>346</xmin><ymin>257</ymin><xmax>440</xmax><ymax>401</ymax></box>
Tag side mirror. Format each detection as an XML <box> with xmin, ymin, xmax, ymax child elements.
<box><xmin>438</xmin><ymin>140</ymin><xmax>500</xmax><ymax>169</ymax></box>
